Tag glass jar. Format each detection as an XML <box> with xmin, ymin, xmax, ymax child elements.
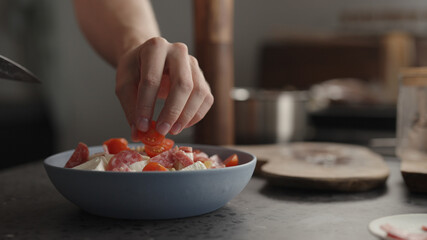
<box><xmin>396</xmin><ymin>67</ymin><xmax>427</xmax><ymax>159</ymax></box>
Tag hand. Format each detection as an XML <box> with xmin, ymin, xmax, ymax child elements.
<box><xmin>115</xmin><ymin>37</ymin><xmax>214</xmax><ymax>140</ymax></box>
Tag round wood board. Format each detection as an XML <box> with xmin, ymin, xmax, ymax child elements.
<box><xmin>232</xmin><ymin>142</ymin><xmax>389</xmax><ymax>192</ymax></box>
<box><xmin>399</xmin><ymin>149</ymin><xmax>427</xmax><ymax>193</ymax></box>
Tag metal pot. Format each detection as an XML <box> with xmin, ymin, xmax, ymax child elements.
<box><xmin>232</xmin><ymin>88</ymin><xmax>308</xmax><ymax>144</ymax></box>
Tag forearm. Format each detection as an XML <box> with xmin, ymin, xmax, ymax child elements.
<box><xmin>73</xmin><ymin>0</ymin><xmax>160</xmax><ymax>67</ymax></box>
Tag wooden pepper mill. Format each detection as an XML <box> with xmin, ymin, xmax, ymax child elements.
<box><xmin>193</xmin><ymin>0</ymin><xmax>235</xmax><ymax>145</ymax></box>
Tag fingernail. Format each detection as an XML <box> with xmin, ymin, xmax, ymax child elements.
<box><xmin>170</xmin><ymin>123</ymin><xmax>182</xmax><ymax>135</ymax></box>
<box><xmin>137</xmin><ymin>117</ymin><xmax>149</xmax><ymax>132</ymax></box>
<box><xmin>156</xmin><ymin>122</ymin><xmax>171</xmax><ymax>136</ymax></box>
<box><xmin>131</xmin><ymin>124</ymin><xmax>138</xmax><ymax>142</ymax></box>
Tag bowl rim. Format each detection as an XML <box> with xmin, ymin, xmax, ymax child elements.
<box><xmin>44</xmin><ymin>143</ymin><xmax>257</xmax><ymax>175</ymax></box>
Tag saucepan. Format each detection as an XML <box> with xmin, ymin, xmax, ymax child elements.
<box><xmin>232</xmin><ymin>88</ymin><xmax>309</xmax><ymax>144</ymax></box>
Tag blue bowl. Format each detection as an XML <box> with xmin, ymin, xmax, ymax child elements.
<box><xmin>44</xmin><ymin>144</ymin><xmax>256</xmax><ymax>219</ymax></box>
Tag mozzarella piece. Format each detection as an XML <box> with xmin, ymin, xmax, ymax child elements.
<box><xmin>88</xmin><ymin>152</ymin><xmax>105</xmax><ymax>161</ymax></box>
<box><xmin>128</xmin><ymin>160</ymin><xmax>149</xmax><ymax>172</ymax></box>
<box><xmin>73</xmin><ymin>156</ymin><xmax>107</xmax><ymax>171</ymax></box>
<box><xmin>104</xmin><ymin>154</ymin><xmax>114</xmax><ymax>164</ymax></box>
<box><xmin>181</xmin><ymin>161</ymin><xmax>207</xmax><ymax>171</ymax></box>
<box><xmin>182</xmin><ymin>152</ymin><xmax>194</xmax><ymax>161</ymax></box>
<box><xmin>88</xmin><ymin>152</ymin><xmax>114</xmax><ymax>163</ymax></box>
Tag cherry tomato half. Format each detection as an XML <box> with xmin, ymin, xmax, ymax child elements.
<box><xmin>103</xmin><ymin>138</ymin><xmax>130</xmax><ymax>154</ymax></box>
<box><xmin>137</xmin><ymin>121</ymin><xmax>165</xmax><ymax>146</ymax></box>
<box><xmin>142</xmin><ymin>162</ymin><xmax>168</xmax><ymax>171</ymax></box>
<box><xmin>223</xmin><ymin>154</ymin><xmax>239</xmax><ymax>167</ymax></box>
<box><xmin>145</xmin><ymin>138</ymin><xmax>174</xmax><ymax>157</ymax></box>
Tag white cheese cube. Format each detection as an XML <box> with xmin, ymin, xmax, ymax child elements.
<box><xmin>73</xmin><ymin>156</ymin><xmax>107</xmax><ymax>171</ymax></box>
<box><xmin>183</xmin><ymin>152</ymin><xmax>194</xmax><ymax>161</ymax></box>
<box><xmin>128</xmin><ymin>160</ymin><xmax>149</xmax><ymax>172</ymax></box>
<box><xmin>88</xmin><ymin>152</ymin><xmax>114</xmax><ymax>163</ymax></box>
<box><xmin>181</xmin><ymin>161</ymin><xmax>207</xmax><ymax>171</ymax></box>
<box><xmin>88</xmin><ymin>152</ymin><xmax>105</xmax><ymax>160</ymax></box>
<box><xmin>104</xmin><ymin>154</ymin><xmax>114</xmax><ymax>164</ymax></box>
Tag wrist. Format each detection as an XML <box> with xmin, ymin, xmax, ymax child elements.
<box><xmin>114</xmin><ymin>10</ymin><xmax>162</xmax><ymax>66</ymax></box>
<box><xmin>115</xmin><ymin>32</ymin><xmax>160</xmax><ymax>67</ymax></box>
<box><xmin>115</xmin><ymin>36</ymin><xmax>142</xmax><ymax>66</ymax></box>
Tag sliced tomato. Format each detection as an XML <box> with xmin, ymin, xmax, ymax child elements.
<box><xmin>145</xmin><ymin>138</ymin><xmax>175</xmax><ymax>157</ymax></box>
<box><xmin>143</xmin><ymin>162</ymin><xmax>168</xmax><ymax>171</ymax></box>
<box><xmin>136</xmin><ymin>121</ymin><xmax>165</xmax><ymax>146</ymax></box>
<box><xmin>103</xmin><ymin>138</ymin><xmax>130</xmax><ymax>154</ymax></box>
<box><xmin>65</xmin><ymin>142</ymin><xmax>89</xmax><ymax>168</ymax></box>
<box><xmin>106</xmin><ymin>150</ymin><xmax>143</xmax><ymax>171</ymax></box>
<box><xmin>223</xmin><ymin>154</ymin><xmax>239</xmax><ymax>167</ymax></box>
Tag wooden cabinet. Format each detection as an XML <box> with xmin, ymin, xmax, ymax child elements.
<box><xmin>258</xmin><ymin>32</ymin><xmax>420</xmax><ymax>102</ymax></box>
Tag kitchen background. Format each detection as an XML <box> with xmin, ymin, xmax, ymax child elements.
<box><xmin>1</xmin><ymin>0</ymin><xmax>427</xmax><ymax>168</ymax></box>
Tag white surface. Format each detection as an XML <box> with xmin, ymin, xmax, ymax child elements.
<box><xmin>181</xmin><ymin>161</ymin><xmax>207</xmax><ymax>171</ymax></box>
<box><xmin>129</xmin><ymin>160</ymin><xmax>149</xmax><ymax>172</ymax></box>
<box><xmin>368</xmin><ymin>214</ymin><xmax>427</xmax><ymax>239</ymax></box>
<box><xmin>72</xmin><ymin>156</ymin><xmax>107</xmax><ymax>171</ymax></box>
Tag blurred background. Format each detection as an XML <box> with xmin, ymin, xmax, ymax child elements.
<box><xmin>1</xmin><ymin>0</ymin><xmax>427</xmax><ymax>168</ymax></box>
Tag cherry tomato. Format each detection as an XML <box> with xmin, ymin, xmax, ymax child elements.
<box><xmin>145</xmin><ymin>138</ymin><xmax>175</xmax><ymax>157</ymax></box>
<box><xmin>143</xmin><ymin>162</ymin><xmax>168</xmax><ymax>171</ymax></box>
<box><xmin>136</xmin><ymin>121</ymin><xmax>165</xmax><ymax>146</ymax></box>
<box><xmin>103</xmin><ymin>138</ymin><xmax>130</xmax><ymax>154</ymax></box>
<box><xmin>223</xmin><ymin>154</ymin><xmax>238</xmax><ymax>167</ymax></box>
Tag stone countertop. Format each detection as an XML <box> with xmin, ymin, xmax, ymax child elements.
<box><xmin>1</xmin><ymin>157</ymin><xmax>426</xmax><ymax>240</ymax></box>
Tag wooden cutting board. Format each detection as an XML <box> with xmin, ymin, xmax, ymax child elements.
<box><xmin>399</xmin><ymin>150</ymin><xmax>427</xmax><ymax>193</ymax></box>
<box><xmin>232</xmin><ymin>142</ymin><xmax>390</xmax><ymax>192</ymax></box>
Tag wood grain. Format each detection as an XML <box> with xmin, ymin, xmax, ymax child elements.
<box><xmin>258</xmin><ymin>35</ymin><xmax>383</xmax><ymax>90</ymax></box>
<box><xmin>193</xmin><ymin>0</ymin><xmax>235</xmax><ymax>145</ymax></box>
<box><xmin>382</xmin><ymin>32</ymin><xmax>415</xmax><ymax>102</ymax></box>
<box><xmin>232</xmin><ymin>142</ymin><xmax>390</xmax><ymax>192</ymax></box>
<box><xmin>399</xmin><ymin>150</ymin><xmax>427</xmax><ymax>193</ymax></box>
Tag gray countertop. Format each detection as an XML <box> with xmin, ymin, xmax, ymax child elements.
<box><xmin>1</xmin><ymin>157</ymin><xmax>426</xmax><ymax>240</ymax></box>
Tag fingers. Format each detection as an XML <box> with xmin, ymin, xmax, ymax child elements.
<box><xmin>117</xmin><ymin>37</ymin><xmax>214</xmax><ymax>138</ymax></box>
<box><xmin>169</xmin><ymin>56</ymin><xmax>214</xmax><ymax>134</ymax></box>
<box><xmin>156</xmin><ymin>43</ymin><xmax>193</xmax><ymax>135</ymax></box>
<box><xmin>115</xmin><ymin>50</ymin><xmax>140</xmax><ymax>140</ymax></box>
<box><xmin>185</xmin><ymin>92</ymin><xmax>214</xmax><ymax>129</ymax></box>
<box><xmin>116</xmin><ymin>78</ymin><xmax>138</xmax><ymax>128</ymax></box>
<box><xmin>135</xmin><ymin>37</ymin><xmax>168</xmax><ymax>132</ymax></box>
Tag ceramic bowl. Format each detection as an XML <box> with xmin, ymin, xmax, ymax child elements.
<box><xmin>44</xmin><ymin>144</ymin><xmax>256</xmax><ymax>219</ymax></box>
